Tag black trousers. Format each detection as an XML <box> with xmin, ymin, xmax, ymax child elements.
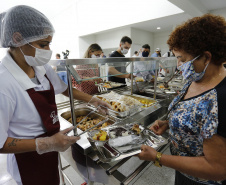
<box><xmin>174</xmin><ymin>171</ymin><xmax>224</xmax><ymax>185</ymax></box>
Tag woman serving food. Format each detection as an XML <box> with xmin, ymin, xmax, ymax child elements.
<box><xmin>138</xmin><ymin>14</ymin><xmax>226</xmax><ymax>185</ymax></box>
<box><xmin>0</xmin><ymin>5</ymin><xmax>109</xmax><ymax>185</ymax></box>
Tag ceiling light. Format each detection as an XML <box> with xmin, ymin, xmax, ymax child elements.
<box><xmin>157</xmin><ymin>27</ymin><xmax>161</xmax><ymax>30</ymax></box>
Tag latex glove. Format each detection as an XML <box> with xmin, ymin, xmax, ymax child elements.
<box><xmin>88</xmin><ymin>96</ymin><xmax>112</xmax><ymax>115</ymax></box>
<box><xmin>36</xmin><ymin>127</ymin><xmax>80</xmax><ymax>155</ymax></box>
<box><xmin>149</xmin><ymin>120</ymin><xmax>169</xmax><ymax>135</ymax></box>
<box><xmin>137</xmin><ymin>145</ymin><xmax>157</xmax><ymax>161</ymax></box>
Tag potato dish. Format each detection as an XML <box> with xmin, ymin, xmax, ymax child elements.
<box><xmin>132</xmin><ymin>124</ymin><xmax>141</xmax><ymax>135</ymax></box>
<box><xmin>67</xmin><ymin>116</ymin><xmax>111</xmax><ymax>131</ymax></box>
<box><xmin>92</xmin><ymin>130</ymin><xmax>109</xmax><ymax>141</ymax></box>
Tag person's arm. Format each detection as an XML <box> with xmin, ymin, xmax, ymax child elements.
<box><xmin>0</xmin><ymin>127</ymin><xmax>80</xmax><ymax>154</ymax></box>
<box><xmin>108</xmin><ymin>66</ymin><xmax>131</xmax><ymax>78</ymax></box>
<box><xmin>138</xmin><ymin>134</ymin><xmax>226</xmax><ymax>181</ymax></box>
<box><xmin>62</xmin><ymin>87</ymin><xmax>112</xmax><ymax>113</ymax></box>
<box><xmin>0</xmin><ymin>137</ymin><xmax>35</xmax><ymax>153</ymax></box>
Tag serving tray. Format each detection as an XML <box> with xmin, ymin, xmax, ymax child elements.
<box><xmin>87</xmin><ymin>123</ymin><xmax>168</xmax><ymax>163</ymax></box>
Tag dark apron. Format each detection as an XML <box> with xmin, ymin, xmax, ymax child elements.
<box><xmin>15</xmin><ymin>76</ymin><xmax>60</xmax><ymax>185</ymax></box>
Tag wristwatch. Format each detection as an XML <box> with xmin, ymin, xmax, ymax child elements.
<box><xmin>154</xmin><ymin>152</ymin><xmax>162</xmax><ymax>167</ymax></box>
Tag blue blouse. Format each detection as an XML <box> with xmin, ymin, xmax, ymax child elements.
<box><xmin>168</xmin><ymin>77</ymin><xmax>226</xmax><ymax>185</ymax></box>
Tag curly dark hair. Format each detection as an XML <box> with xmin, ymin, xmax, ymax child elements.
<box><xmin>167</xmin><ymin>14</ymin><xmax>226</xmax><ymax>65</ymax></box>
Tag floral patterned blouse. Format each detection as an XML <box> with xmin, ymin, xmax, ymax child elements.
<box><xmin>168</xmin><ymin>77</ymin><xmax>226</xmax><ymax>185</ymax></box>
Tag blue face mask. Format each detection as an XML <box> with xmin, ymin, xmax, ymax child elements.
<box><xmin>177</xmin><ymin>55</ymin><xmax>209</xmax><ymax>82</ymax></box>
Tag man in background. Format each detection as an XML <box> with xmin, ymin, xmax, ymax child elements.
<box><xmin>108</xmin><ymin>36</ymin><xmax>134</xmax><ymax>83</ymax></box>
<box><xmin>138</xmin><ymin>44</ymin><xmax>151</xmax><ymax>57</ymax></box>
<box><xmin>134</xmin><ymin>44</ymin><xmax>155</xmax><ymax>82</ymax></box>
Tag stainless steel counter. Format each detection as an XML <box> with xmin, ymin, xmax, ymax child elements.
<box><xmin>57</xmin><ymin>85</ymin><xmax>173</xmax><ymax>185</ymax></box>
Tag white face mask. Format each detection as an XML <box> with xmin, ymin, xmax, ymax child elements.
<box><xmin>20</xmin><ymin>43</ymin><xmax>52</xmax><ymax>66</ymax></box>
<box><xmin>91</xmin><ymin>54</ymin><xmax>100</xmax><ymax>58</ymax></box>
<box><xmin>121</xmin><ymin>47</ymin><xmax>129</xmax><ymax>55</ymax></box>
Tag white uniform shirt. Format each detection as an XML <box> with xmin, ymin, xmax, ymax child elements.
<box><xmin>0</xmin><ymin>51</ymin><xmax>67</xmax><ymax>183</ymax></box>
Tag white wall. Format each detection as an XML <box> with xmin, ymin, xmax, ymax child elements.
<box><xmin>96</xmin><ymin>27</ymin><xmax>131</xmax><ymax>49</ymax></box>
<box><xmin>96</xmin><ymin>27</ymin><xmax>131</xmax><ymax>57</ymax></box>
<box><xmin>79</xmin><ymin>27</ymin><xmax>132</xmax><ymax>57</ymax></box>
<box><xmin>153</xmin><ymin>30</ymin><xmax>172</xmax><ymax>55</ymax></box>
<box><xmin>131</xmin><ymin>28</ymin><xmax>154</xmax><ymax>54</ymax></box>
<box><xmin>50</xmin><ymin>2</ymin><xmax>79</xmax><ymax>59</ymax></box>
<box><xmin>210</xmin><ymin>7</ymin><xmax>226</xmax><ymax>18</ymax></box>
<box><xmin>78</xmin><ymin>35</ymin><xmax>96</xmax><ymax>58</ymax></box>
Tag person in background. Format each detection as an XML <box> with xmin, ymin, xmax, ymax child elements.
<box><xmin>134</xmin><ymin>44</ymin><xmax>155</xmax><ymax>82</ymax></box>
<box><xmin>56</xmin><ymin>53</ymin><xmax>60</xmax><ymax>59</ymax></box>
<box><xmin>138</xmin><ymin>44</ymin><xmax>151</xmax><ymax>57</ymax></box>
<box><xmin>72</xmin><ymin>43</ymin><xmax>102</xmax><ymax>95</ymax></box>
<box><xmin>151</xmin><ymin>48</ymin><xmax>161</xmax><ymax>57</ymax></box>
<box><xmin>0</xmin><ymin>6</ymin><xmax>110</xmax><ymax>185</ymax></box>
<box><xmin>132</xmin><ymin>51</ymin><xmax>139</xmax><ymax>57</ymax></box>
<box><xmin>108</xmin><ymin>36</ymin><xmax>134</xmax><ymax>84</ymax></box>
<box><xmin>100</xmin><ymin>51</ymin><xmax>106</xmax><ymax>58</ymax></box>
<box><xmin>55</xmin><ymin>53</ymin><xmax>68</xmax><ymax>84</ymax></box>
<box><xmin>138</xmin><ymin>14</ymin><xmax>226</xmax><ymax>185</ymax></box>
<box><xmin>159</xmin><ymin>49</ymin><xmax>176</xmax><ymax>78</ymax></box>
<box><xmin>162</xmin><ymin>49</ymin><xmax>174</xmax><ymax>57</ymax></box>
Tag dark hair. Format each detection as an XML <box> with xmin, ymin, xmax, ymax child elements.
<box><xmin>142</xmin><ymin>44</ymin><xmax>150</xmax><ymax>50</ymax></box>
<box><xmin>56</xmin><ymin>53</ymin><xmax>61</xmax><ymax>58</ymax></box>
<box><xmin>167</xmin><ymin>14</ymin><xmax>226</xmax><ymax>65</ymax></box>
<box><xmin>120</xmin><ymin>36</ymin><xmax>132</xmax><ymax>44</ymax></box>
<box><xmin>134</xmin><ymin>51</ymin><xmax>138</xmax><ymax>54</ymax></box>
<box><xmin>83</xmin><ymin>43</ymin><xmax>102</xmax><ymax>58</ymax></box>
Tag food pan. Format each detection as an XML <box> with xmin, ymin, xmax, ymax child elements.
<box><xmin>60</xmin><ymin>107</ymin><xmax>116</xmax><ymax>130</ymax></box>
<box><xmin>96</xmin><ymin>82</ymin><xmax>126</xmax><ymax>93</ymax></box>
<box><xmin>123</xmin><ymin>94</ymin><xmax>157</xmax><ymax>108</ymax></box>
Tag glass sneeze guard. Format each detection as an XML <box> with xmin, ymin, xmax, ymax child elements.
<box><xmin>49</xmin><ymin>57</ymin><xmax>177</xmax><ymax>135</ymax></box>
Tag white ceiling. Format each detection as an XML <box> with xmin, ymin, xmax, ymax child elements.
<box><xmin>1</xmin><ymin>0</ymin><xmax>226</xmax><ymax>36</ymax></box>
<box><xmin>200</xmin><ymin>0</ymin><xmax>226</xmax><ymax>10</ymax></box>
<box><xmin>91</xmin><ymin>0</ymin><xmax>226</xmax><ymax>35</ymax></box>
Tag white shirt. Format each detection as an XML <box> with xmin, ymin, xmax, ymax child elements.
<box><xmin>134</xmin><ymin>61</ymin><xmax>155</xmax><ymax>81</ymax></box>
<box><xmin>0</xmin><ymin>51</ymin><xmax>67</xmax><ymax>183</ymax></box>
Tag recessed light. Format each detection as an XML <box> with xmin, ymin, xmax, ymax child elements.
<box><xmin>157</xmin><ymin>27</ymin><xmax>161</xmax><ymax>30</ymax></box>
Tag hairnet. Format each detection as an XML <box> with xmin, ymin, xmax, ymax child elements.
<box><xmin>0</xmin><ymin>5</ymin><xmax>55</xmax><ymax>48</ymax></box>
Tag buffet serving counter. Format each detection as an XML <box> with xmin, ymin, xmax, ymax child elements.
<box><xmin>57</xmin><ymin>85</ymin><xmax>174</xmax><ymax>185</ymax></box>
<box><xmin>51</xmin><ymin>57</ymin><xmax>179</xmax><ymax>184</ymax></box>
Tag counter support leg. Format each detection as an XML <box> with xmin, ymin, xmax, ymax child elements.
<box><xmin>59</xmin><ymin>154</ymin><xmax>73</xmax><ymax>185</ymax></box>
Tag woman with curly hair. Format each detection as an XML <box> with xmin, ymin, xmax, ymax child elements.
<box><xmin>138</xmin><ymin>14</ymin><xmax>226</xmax><ymax>185</ymax></box>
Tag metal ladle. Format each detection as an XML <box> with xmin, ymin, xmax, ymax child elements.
<box><xmin>163</xmin><ymin>70</ymin><xmax>180</xmax><ymax>88</ymax></box>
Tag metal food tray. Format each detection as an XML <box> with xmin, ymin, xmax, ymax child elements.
<box><xmin>107</xmin><ymin>105</ymin><xmax>142</xmax><ymax>118</ymax></box>
<box><xmin>121</xmin><ymin>93</ymin><xmax>159</xmax><ymax>109</ymax></box>
<box><xmin>96</xmin><ymin>94</ymin><xmax>143</xmax><ymax>118</ymax></box>
<box><xmin>87</xmin><ymin>124</ymin><xmax>168</xmax><ymax>163</ymax></box>
<box><xmin>96</xmin><ymin>82</ymin><xmax>126</xmax><ymax>93</ymax></box>
<box><xmin>60</xmin><ymin>107</ymin><xmax>117</xmax><ymax>130</ymax></box>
